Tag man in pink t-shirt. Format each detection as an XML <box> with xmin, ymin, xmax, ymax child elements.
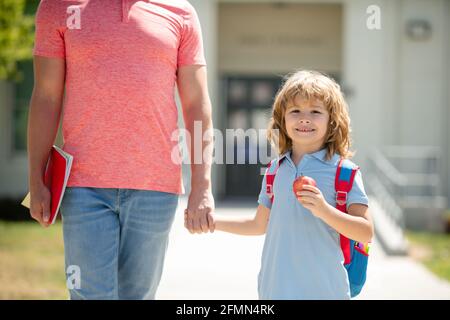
<box><xmin>28</xmin><ymin>0</ymin><xmax>214</xmax><ymax>299</ymax></box>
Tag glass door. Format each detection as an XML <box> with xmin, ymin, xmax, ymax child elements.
<box><xmin>224</xmin><ymin>75</ymin><xmax>282</xmax><ymax>198</ymax></box>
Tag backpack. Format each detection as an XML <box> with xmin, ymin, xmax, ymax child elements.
<box><xmin>264</xmin><ymin>157</ymin><xmax>370</xmax><ymax>298</ymax></box>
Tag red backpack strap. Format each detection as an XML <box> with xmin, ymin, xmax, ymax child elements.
<box><xmin>265</xmin><ymin>158</ymin><xmax>283</xmax><ymax>204</ymax></box>
<box><xmin>335</xmin><ymin>158</ymin><xmax>359</xmax><ymax>264</ymax></box>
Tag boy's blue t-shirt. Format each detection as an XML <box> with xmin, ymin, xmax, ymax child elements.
<box><xmin>257</xmin><ymin>148</ymin><xmax>369</xmax><ymax>300</ymax></box>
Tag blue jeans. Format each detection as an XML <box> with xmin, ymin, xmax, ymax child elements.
<box><xmin>60</xmin><ymin>187</ymin><xmax>178</xmax><ymax>300</ymax></box>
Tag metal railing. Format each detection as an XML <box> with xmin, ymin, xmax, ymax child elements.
<box><xmin>365</xmin><ymin>154</ymin><xmax>406</xmax><ymax>231</ymax></box>
<box><xmin>365</xmin><ymin>146</ymin><xmax>447</xmax><ymax>232</ymax></box>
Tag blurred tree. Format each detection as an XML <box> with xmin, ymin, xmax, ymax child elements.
<box><xmin>0</xmin><ymin>0</ymin><xmax>35</xmax><ymax>81</ymax></box>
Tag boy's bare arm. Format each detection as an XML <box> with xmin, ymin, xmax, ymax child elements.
<box><xmin>213</xmin><ymin>204</ymin><xmax>271</xmax><ymax>236</ymax></box>
<box><xmin>325</xmin><ymin>203</ymin><xmax>374</xmax><ymax>244</ymax></box>
<box><xmin>297</xmin><ymin>185</ymin><xmax>374</xmax><ymax>243</ymax></box>
<box><xmin>28</xmin><ymin>56</ymin><xmax>65</xmax><ymax>227</ymax></box>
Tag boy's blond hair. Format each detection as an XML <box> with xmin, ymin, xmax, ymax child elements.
<box><xmin>267</xmin><ymin>70</ymin><xmax>354</xmax><ymax>160</ymax></box>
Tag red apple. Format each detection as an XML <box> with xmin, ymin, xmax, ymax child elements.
<box><xmin>293</xmin><ymin>176</ymin><xmax>317</xmax><ymax>195</ymax></box>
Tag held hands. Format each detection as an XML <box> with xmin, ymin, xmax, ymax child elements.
<box><xmin>184</xmin><ymin>188</ymin><xmax>215</xmax><ymax>234</ymax></box>
<box><xmin>296</xmin><ymin>185</ymin><xmax>331</xmax><ymax>219</ymax></box>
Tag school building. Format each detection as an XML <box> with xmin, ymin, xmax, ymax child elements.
<box><xmin>0</xmin><ymin>1</ymin><xmax>449</xmax><ymax>243</ymax></box>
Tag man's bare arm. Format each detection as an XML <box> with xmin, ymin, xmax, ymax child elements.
<box><xmin>28</xmin><ymin>56</ymin><xmax>65</xmax><ymax>227</ymax></box>
<box><xmin>177</xmin><ymin>65</ymin><xmax>214</xmax><ymax>234</ymax></box>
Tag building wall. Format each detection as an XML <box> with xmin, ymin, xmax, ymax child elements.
<box><xmin>397</xmin><ymin>0</ymin><xmax>447</xmax><ymax>147</ymax></box>
<box><xmin>218</xmin><ymin>2</ymin><xmax>342</xmax><ymax>75</ymax></box>
<box><xmin>343</xmin><ymin>0</ymin><xmax>449</xmax><ymax>204</ymax></box>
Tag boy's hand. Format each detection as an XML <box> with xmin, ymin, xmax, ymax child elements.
<box><xmin>296</xmin><ymin>184</ymin><xmax>331</xmax><ymax>219</ymax></box>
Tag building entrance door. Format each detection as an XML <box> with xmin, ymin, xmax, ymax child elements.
<box><xmin>224</xmin><ymin>75</ymin><xmax>282</xmax><ymax>198</ymax></box>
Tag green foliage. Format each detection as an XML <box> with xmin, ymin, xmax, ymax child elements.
<box><xmin>0</xmin><ymin>0</ymin><xmax>35</xmax><ymax>81</ymax></box>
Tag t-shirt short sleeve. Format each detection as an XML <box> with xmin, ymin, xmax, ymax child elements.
<box><xmin>347</xmin><ymin>169</ymin><xmax>370</xmax><ymax>210</ymax></box>
<box><xmin>33</xmin><ymin>0</ymin><xmax>65</xmax><ymax>58</ymax></box>
<box><xmin>258</xmin><ymin>173</ymin><xmax>273</xmax><ymax>210</ymax></box>
<box><xmin>177</xmin><ymin>4</ymin><xmax>206</xmax><ymax>67</ymax></box>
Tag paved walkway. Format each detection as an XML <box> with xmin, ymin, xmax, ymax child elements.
<box><xmin>157</xmin><ymin>197</ymin><xmax>450</xmax><ymax>300</ymax></box>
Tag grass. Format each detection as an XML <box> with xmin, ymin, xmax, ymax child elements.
<box><xmin>405</xmin><ymin>230</ymin><xmax>450</xmax><ymax>282</ymax></box>
<box><xmin>0</xmin><ymin>221</ymin><xmax>67</xmax><ymax>299</ymax></box>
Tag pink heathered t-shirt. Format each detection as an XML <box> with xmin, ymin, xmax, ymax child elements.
<box><xmin>33</xmin><ymin>0</ymin><xmax>206</xmax><ymax>194</ymax></box>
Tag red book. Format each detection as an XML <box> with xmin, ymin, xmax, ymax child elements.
<box><xmin>22</xmin><ymin>145</ymin><xmax>73</xmax><ymax>225</ymax></box>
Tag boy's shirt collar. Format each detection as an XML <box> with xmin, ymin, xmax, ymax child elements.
<box><xmin>278</xmin><ymin>148</ymin><xmax>340</xmax><ymax>167</ymax></box>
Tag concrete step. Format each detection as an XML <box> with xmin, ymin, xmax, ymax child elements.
<box><xmin>369</xmin><ymin>198</ymin><xmax>409</xmax><ymax>256</ymax></box>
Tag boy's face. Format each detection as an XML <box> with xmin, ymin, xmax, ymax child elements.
<box><xmin>284</xmin><ymin>96</ymin><xmax>330</xmax><ymax>152</ymax></box>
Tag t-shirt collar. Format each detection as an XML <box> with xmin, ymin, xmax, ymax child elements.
<box><xmin>278</xmin><ymin>148</ymin><xmax>340</xmax><ymax>166</ymax></box>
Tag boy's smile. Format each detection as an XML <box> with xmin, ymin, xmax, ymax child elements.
<box><xmin>295</xmin><ymin>127</ymin><xmax>316</xmax><ymax>133</ymax></box>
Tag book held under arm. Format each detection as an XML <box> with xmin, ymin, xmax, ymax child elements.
<box><xmin>21</xmin><ymin>145</ymin><xmax>73</xmax><ymax>225</ymax></box>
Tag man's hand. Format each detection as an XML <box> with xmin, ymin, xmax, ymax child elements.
<box><xmin>29</xmin><ymin>183</ymin><xmax>52</xmax><ymax>228</ymax></box>
<box><xmin>184</xmin><ymin>188</ymin><xmax>215</xmax><ymax>234</ymax></box>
